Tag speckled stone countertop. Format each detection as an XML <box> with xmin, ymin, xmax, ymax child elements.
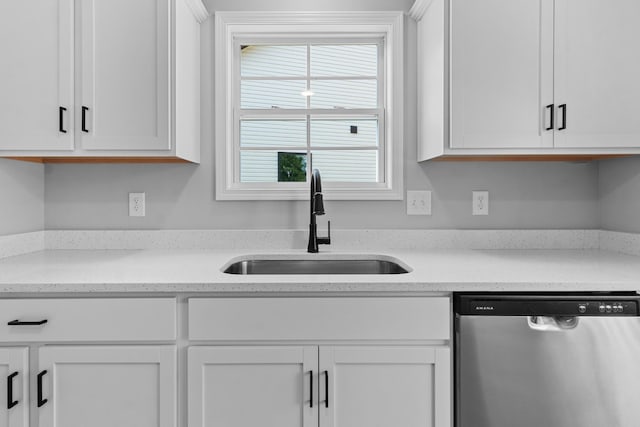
<box><xmin>0</xmin><ymin>248</ymin><xmax>639</xmax><ymax>293</ymax></box>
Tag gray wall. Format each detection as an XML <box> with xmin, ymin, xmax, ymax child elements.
<box><xmin>599</xmin><ymin>157</ymin><xmax>640</xmax><ymax>233</ymax></box>
<box><xmin>43</xmin><ymin>0</ymin><xmax>601</xmax><ymax>231</ymax></box>
<box><xmin>0</xmin><ymin>159</ymin><xmax>44</xmax><ymax>236</ymax></box>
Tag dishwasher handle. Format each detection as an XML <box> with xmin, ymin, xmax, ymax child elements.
<box><xmin>528</xmin><ymin>316</ymin><xmax>579</xmax><ymax>331</ymax></box>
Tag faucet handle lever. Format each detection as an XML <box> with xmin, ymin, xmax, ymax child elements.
<box><xmin>318</xmin><ymin>221</ymin><xmax>331</xmax><ymax>245</ymax></box>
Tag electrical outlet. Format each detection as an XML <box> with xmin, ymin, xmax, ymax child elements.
<box><xmin>472</xmin><ymin>191</ymin><xmax>489</xmax><ymax>216</ymax></box>
<box><xmin>407</xmin><ymin>191</ymin><xmax>432</xmax><ymax>216</ymax></box>
<box><xmin>129</xmin><ymin>192</ymin><xmax>146</xmax><ymax>217</ymax></box>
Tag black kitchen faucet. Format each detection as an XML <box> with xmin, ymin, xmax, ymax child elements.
<box><xmin>307</xmin><ymin>168</ymin><xmax>331</xmax><ymax>253</ymax></box>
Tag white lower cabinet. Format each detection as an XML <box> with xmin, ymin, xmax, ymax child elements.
<box><xmin>0</xmin><ymin>348</ymin><xmax>28</xmax><ymax>427</ymax></box>
<box><xmin>188</xmin><ymin>346</ymin><xmax>318</xmax><ymax>427</ymax></box>
<box><xmin>0</xmin><ymin>298</ymin><xmax>177</xmax><ymax>427</ymax></box>
<box><xmin>320</xmin><ymin>346</ymin><xmax>451</xmax><ymax>427</ymax></box>
<box><xmin>188</xmin><ymin>345</ymin><xmax>450</xmax><ymax>427</ymax></box>
<box><xmin>188</xmin><ymin>296</ymin><xmax>452</xmax><ymax>427</ymax></box>
<box><xmin>38</xmin><ymin>346</ymin><xmax>176</xmax><ymax>427</ymax></box>
<box><xmin>0</xmin><ymin>296</ymin><xmax>450</xmax><ymax>427</ymax></box>
<box><xmin>0</xmin><ymin>345</ymin><xmax>176</xmax><ymax>427</ymax></box>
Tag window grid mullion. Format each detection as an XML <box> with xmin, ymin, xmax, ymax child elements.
<box><xmin>306</xmin><ymin>43</ymin><xmax>312</xmax><ymax>177</ymax></box>
<box><xmin>238</xmin><ymin>108</ymin><xmax>382</xmax><ymax>118</ymax></box>
<box><xmin>233</xmin><ymin>39</ymin><xmax>242</xmax><ymax>186</ymax></box>
<box><xmin>240</xmin><ymin>146</ymin><xmax>379</xmax><ymax>151</ymax></box>
<box><xmin>377</xmin><ymin>38</ymin><xmax>386</xmax><ymax>184</ymax></box>
<box><xmin>240</xmin><ymin>76</ymin><xmax>379</xmax><ymax>81</ymax></box>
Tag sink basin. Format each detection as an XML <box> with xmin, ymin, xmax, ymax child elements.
<box><xmin>223</xmin><ymin>256</ymin><xmax>410</xmax><ymax>275</ymax></box>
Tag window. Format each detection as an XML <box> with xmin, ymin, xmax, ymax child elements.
<box><xmin>215</xmin><ymin>12</ymin><xmax>404</xmax><ymax>200</ymax></box>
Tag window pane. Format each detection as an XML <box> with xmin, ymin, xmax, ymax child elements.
<box><xmin>241</xmin><ymin>45</ymin><xmax>307</xmax><ymax>77</ymax></box>
<box><xmin>310</xmin><ymin>80</ymin><xmax>377</xmax><ymax>109</ymax></box>
<box><xmin>311</xmin><ymin>150</ymin><xmax>378</xmax><ymax>182</ymax></box>
<box><xmin>241</xmin><ymin>80</ymin><xmax>307</xmax><ymax>109</ymax></box>
<box><xmin>311</xmin><ymin>119</ymin><xmax>378</xmax><ymax>148</ymax></box>
<box><xmin>240</xmin><ymin>151</ymin><xmax>307</xmax><ymax>183</ymax></box>
<box><xmin>311</xmin><ymin>44</ymin><xmax>378</xmax><ymax>77</ymax></box>
<box><xmin>241</xmin><ymin>120</ymin><xmax>307</xmax><ymax>148</ymax></box>
<box><xmin>277</xmin><ymin>152</ymin><xmax>307</xmax><ymax>182</ymax></box>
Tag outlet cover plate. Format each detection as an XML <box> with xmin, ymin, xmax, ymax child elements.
<box><xmin>129</xmin><ymin>192</ymin><xmax>146</xmax><ymax>217</ymax></box>
<box><xmin>472</xmin><ymin>191</ymin><xmax>489</xmax><ymax>216</ymax></box>
<box><xmin>407</xmin><ymin>191</ymin><xmax>432</xmax><ymax>216</ymax></box>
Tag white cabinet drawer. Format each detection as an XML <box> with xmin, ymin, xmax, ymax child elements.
<box><xmin>189</xmin><ymin>297</ymin><xmax>450</xmax><ymax>341</ymax></box>
<box><xmin>0</xmin><ymin>298</ymin><xmax>176</xmax><ymax>342</ymax></box>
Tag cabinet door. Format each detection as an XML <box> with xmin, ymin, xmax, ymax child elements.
<box><xmin>38</xmin><ymin>346</ymin><xmax>176</xmax><ymax>427</ymax></box>
<box><xmin>319</xmin><ymin>346</ymin><xmax>451</xmax><ymax>427</ymax></box>
<box><xmin>0</xmin><ymin>0</ymin><xmax>74</xmax><ymax>151</ymax></box>
<box><xmin>80</xmin><ymin>0</ymin><xmax>170</xmax><ymax>151</ymax></box>
<box><xmin>0</xmin><ymin>348</ymin><xmax>28</xmax><ymax>427</ymax></box>
<box><xmin>450</xmin><ymin>0</ymin><xmax>554</xmax><ymax>149</ymax></box>
<box><xmin>188</xmin><ymin>346</ymin><xmax>318</xmax><ymax>427</ymax></box>
<box><xmin>553</xmin><ymin>0</ymin><xmax>640</xmax><ymax>148</ymax></box>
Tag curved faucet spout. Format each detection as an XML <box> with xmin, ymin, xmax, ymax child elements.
<box><xmin>311</xmin><ymin>168</ymin><xmax>323</xmax><ymax>193</ymax></box>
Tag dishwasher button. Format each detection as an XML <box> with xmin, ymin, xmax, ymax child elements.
<box><xmin>578</xmin><ymin>304</ymin><xmax>587</xmax><ymax>314</ymax></box>
<box><xmin>599</xmin><ymin>305</ymin><xmax>606</xmax><ymax>313</ymax></box>
<box><xmin>605</xmin><ymin>305</ymin><xmax>613</xmax><ymax>313</ymax></box>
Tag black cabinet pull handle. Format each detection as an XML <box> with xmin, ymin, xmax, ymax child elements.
<box><xmin>309</xmin><ymin>370</ymin><xmax>313</xmax><ymax>408</ymax></box>
<box><xmin>8</xmin><ymin>319</ymin><xmax>47</xmax><ymax>326</ymax></box>
<box><xmin>324</xmin><ymin>370</ymin><xmax>329</xmax><ymax>408</ymax></box>
<box><xmin>82</xmin><ymin>106</ymin><xmax>89</xmax><ymax>133</ymax></box>
<box><xmin>59</xmin><ymin>107</ymin><xmax>67</xmax><ymax>133</ymax></box>
<box><xmin>7</xmin><ymin>371</ymin><xmax>18</xmax><ymax>409</ymax></box>
<box><xmin>558</xmin><ymin>104</ymin><xmax>567</xmax><ymax>130</ymax></box>
<box><xmin>545</xmin><ymin>104</ymin><xmax>554</xmax><ymax>131</ymax></box>
<box><xmin>37</xmin><ymin>370</ymin><xmax>48</xmax><ymax>408</ymax></box>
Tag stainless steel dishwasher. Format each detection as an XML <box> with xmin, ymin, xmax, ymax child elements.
<box><xmin>455</xmin><ymin>293</ymin><xmax>640</xmax><ymax>427</ymax></box>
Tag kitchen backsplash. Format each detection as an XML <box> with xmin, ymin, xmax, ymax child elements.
<box><xmin>5</xmin><ymin>229</ymin><xmax>640</xmax><ymax>260</ymax></box>
<box><xmin>599</xmin><ymin>157</ymin><xmax>640</xmax><ymax>234</ymax></box>
<box><xmin>0</xmin><ymin>159</ymin><xmax>43</xmax><ymax>236</ymax></box>
<box><xmin>0</xmin><ymin>0</ymin><xmax>638</xmax><ymax>236</ymax></box>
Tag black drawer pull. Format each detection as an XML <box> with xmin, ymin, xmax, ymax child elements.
<box><xmin>82</xmin><ymin>106</ymin><xmax>89</xmax><ymax>133</ymax></box>
<box><xmin>8</xmin><ymin>319</ymin><xmax>48</xmax><ymax>326</ymax></box>
<box><xmin>309</xmin><ymin>370</ymin><xmax>313</xmax><ymax>408</ymax></box>
<box><xmin>7</xmin><ymin>371</ymin><xmax>18</xmax><ymax>409</ymax></box>
<box><xmin>37</xmin><ymin>370</ymin><xmax>48</xmax><ymax>408</ymax></box>
<box><xmin>558</xmin><ymin>104</ymin><xmax>567</xmax><ymax>130</ymax></box>
<box><xmin>59</xmin><ymin>107</ymin><xmax>67</xmax><ymax>133</ymax></box>
<box><xmin>545</xmin><ymin>104</ymin><xmax>554</xmax><ymax>131</ymax></box>
<box><xmin>324</xmin><ymin>370</ymin><xmax>329</xmax><ymax>408</ymax></box>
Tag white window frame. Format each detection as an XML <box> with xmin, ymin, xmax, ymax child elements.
<box><xmin>215</xmin><ymin>11</ymin><xmax>404</xmax><ymax>200</ymax></box>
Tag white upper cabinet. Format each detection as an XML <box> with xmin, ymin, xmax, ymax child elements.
<box><xmin>450</xmin><ymin>0</ymin><xmax>553</xmax><ymax>150</ymax></box>
<box><xmin>79</xmin><ymin>0</ymin><xmax>170</xmax><ymax>151</ymax></box>
<box><xmin>0</xmin><ymin>0</ymin><xmax>74</xmax><ymax>151</ymax></box>
<box><xmin>413</xmin><ymin>0</ymin><xmax>640</xmax><ymax>160</ymax></box>
<box><xmin>553</xmin><ymin>0</ymin><xmax>640</xmax><ymax>149</ymax></box>
<box><xmin>0</xmin><ymin>0</ymin><xmax>207</xmax><ymax>162</ymax></box>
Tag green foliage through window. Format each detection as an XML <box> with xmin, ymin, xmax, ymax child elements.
<box><xmin>277</xmin><ymin>152</ymin><xmax>307</xmax><ymax>182</ymax></box>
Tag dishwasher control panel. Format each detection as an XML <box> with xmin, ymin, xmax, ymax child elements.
<box><xmin>456</xmin><ymin>294</ymin><xmax>640</xmax><ymax>316</ymax></box>
<box><xmin>577</xmin><ymin>301</ymin><xmax>635</xmax><ymax>315</ymax></box>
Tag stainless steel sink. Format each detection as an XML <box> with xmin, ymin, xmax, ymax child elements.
<box><xmin>223</xmin><ymin>256</ymin><xmax>410</xmax><ymax>275</ymax></box>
